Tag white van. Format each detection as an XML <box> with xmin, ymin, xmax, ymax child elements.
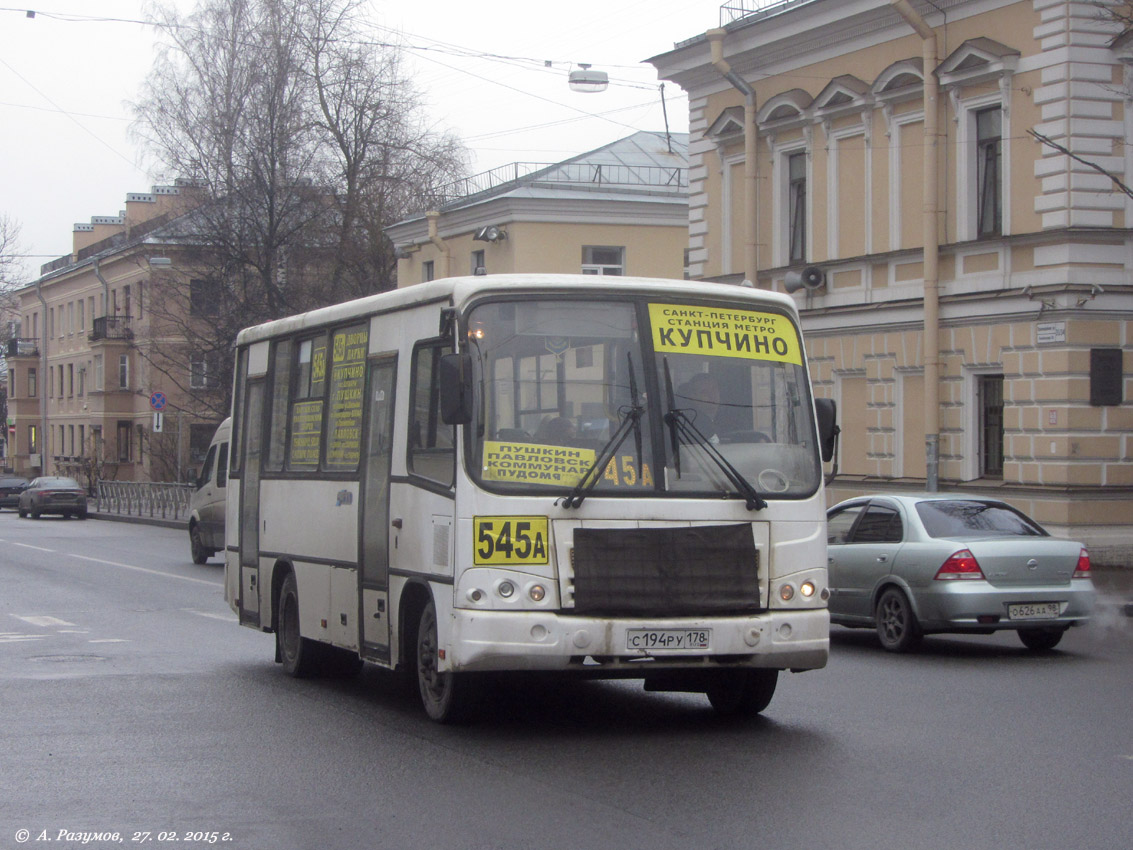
<box><xmin>189</xmin><ymin>418</ymin><xmax>230</xmax><ymax>564</ymax></box>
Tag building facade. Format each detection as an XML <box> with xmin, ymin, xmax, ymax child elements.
<box><xmin>5</xmin><ymin>185</ymin><xmax>222</xmax><ymax>484</ymax></box>
<box><xmin>651</xmin><ymin>0</ymin><xmax>1132</xmax><ymax>563</ymax></box>
<box><xmin>386</xmin><ymin>131</ymin><xmax>690</xmax><ymax>283</ymax></box>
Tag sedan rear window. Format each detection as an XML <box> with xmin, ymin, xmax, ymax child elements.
<box><xmin>915</xmin><ymin>500</ymin><xmax>1047</xmax><ymax>538</ymax></box>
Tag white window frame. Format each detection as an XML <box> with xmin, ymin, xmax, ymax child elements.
<box><xmin>961</xmin><ymin>365</ymin><xmax>1006</xmax><ymax>481</ymax></box>
<box><xmin>887</xmin><ymin>109</ymin><xmax>924</xmax><ymax>255</ymax></box>
<box><xmin>827</xmin><ymin>124</ymin><xmax>869</xmax><ymax>260</ymax></box>
<box><xmin>771</xmin><ymin>139</ymin><xmax>810</xmax><ymax>267</ymax></box>
<box><xmin>956</xmin><ymin>93</ymin><xmax>1009</xmax><ymax>241</ymax></box>
<box><xmin>581</xmin><ymin>246</ymin><xmax>625</xmax><ymax>276</ymax></box>
<box><xmin>190</xmin><ymin>354</ymin><xmax>209</xmax><ymax>389</ymax></box>
<box><xmin>720</xmin><ymin>151</ymin><xmax>745</xmax><ymax>275</ymax></box>
<box><xmin>118</xmin><ymin>354</ymin><xmax>129</xmax><ymax>390</ymax></box>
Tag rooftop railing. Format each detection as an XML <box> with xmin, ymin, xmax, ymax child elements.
<box><xmin>719</xmin><ymin>0</ymin><xmax>813</xmax><ymax>26</ymax></box>
<box><xmin>428</xmin><ymin>161</ymin><xmax>688</xmax><ymax>209</ymax></box>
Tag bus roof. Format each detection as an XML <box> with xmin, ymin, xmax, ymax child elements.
<box><xmin>234</xmin><ymin>274</ymin><xmax>801</xmax><ymax>346</ymax></box>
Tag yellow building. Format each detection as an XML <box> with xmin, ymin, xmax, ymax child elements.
<box><xmin>386</xmin><ymin>131</ymin><xmax>689</xmax><ymax>283</ymax></box>
<box><xmin>5</xmin><ymin>185</ymin><xmax>221</xmax><ymax>483</ymax></box>
<box><xmin>651</xmin><ymin>0</ymin><xmax>1132</xmax><ymax>564</ymax></box>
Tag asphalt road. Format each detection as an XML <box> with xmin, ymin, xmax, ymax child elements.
<box><xmin>1</xmin><ymin>511</ymin><xmax>1130</xmax><ymax>850</ymax></box>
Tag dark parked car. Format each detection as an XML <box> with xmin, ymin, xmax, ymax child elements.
<box><xmin>827</xmin><ymin>494</ymin><xmax>1095</xmax><ymax>652</ymax></box>
<box><xmin>0</xmin><ymin>476</ymin><xmax>30</xmax><ymax>510</ymax></box>
<box><xmin>18</xmin><ymin>476</ymin><xmax>89</xmax><ymax>519</ymax></box>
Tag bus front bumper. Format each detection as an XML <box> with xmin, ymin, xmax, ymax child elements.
<box><xmin>446</xmin><ymin>607</ymin><xmax>829</xmax><ymax>674</ymax></box>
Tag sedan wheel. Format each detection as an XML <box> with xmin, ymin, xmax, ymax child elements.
<box><xmin>875</xmin><ymin>588</ymin><xmax>922</xmax><ymax>652</ymax></box>
<box><xmin>1018</xmin><ymin>626</ymin><xmax>1067</xmax><ymax>652</ymax></box>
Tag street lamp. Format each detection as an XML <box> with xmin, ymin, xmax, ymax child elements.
<box><xmin>568</xmin><ymin>64</ymin><xmax>608</xmax><ymax>93</ymax></box>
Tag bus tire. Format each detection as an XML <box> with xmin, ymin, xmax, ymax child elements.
<box><xmin>416</xmin><ymin>598</ymin><xmax>476</xmax><ymax>724</ymax></box>
<box><xmin>277</xmin><ymin>572</ymin><xmax>320</xmax><ymax>678</ymax></box>
<box><xmin>706</xmin><ymin>669</ymin><xmax>778</xmax><ymax>717</ymax></box>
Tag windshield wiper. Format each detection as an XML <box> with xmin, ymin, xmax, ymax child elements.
<box><xmin>558</xmin><ymin>353</ymin><xmax>644</xmax><ymax>509</ymax></box>
<box><xmin>662</xmin><ymin>358</ymin><xmax>766</xmax><ymax>511</ymax></box>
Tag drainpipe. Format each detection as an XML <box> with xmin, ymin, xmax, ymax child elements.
<box><xmin>890</xmin><ymin>0</ymin><xmax>941</xmax><ymax>491</ymax></box>
<box><xmin>92</xmin><ymin>257</ymin><xmax>111</xmax><ymax>319</ymax></box>
<box><xmin>707</xmin><ymin>28</ymin><xmax>758</xmax><ymax>283</ymax></box>
<box><xmin>426</xmin><ymin>211</ymin><xmax>450</xmax><ymax>280</ymax></box>
<box><xmin>34</xmin><ymin>280</ymin><xmax>49</xmax><ymax>476</ymax></box>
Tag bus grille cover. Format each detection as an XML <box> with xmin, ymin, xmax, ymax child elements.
<box><xmin>571</xmin><ymin>524</ymin><xmax>762</xmax><ymax>616</ymax></box>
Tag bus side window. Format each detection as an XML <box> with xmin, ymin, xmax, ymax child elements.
<box><xmin>407</xmin><ymin>341</ymin><xmax>455</xmax><ymax>487</ymax></box>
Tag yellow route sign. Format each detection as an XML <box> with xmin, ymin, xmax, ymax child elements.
<box><xmin>648</xmin><ymin>303</ymin><xmax>802</xmax><ymax>365</ymax></box>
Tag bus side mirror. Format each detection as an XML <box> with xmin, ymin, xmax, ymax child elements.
<box><xmin>815</xmin><ymin>397</ymin><xmax>839</xmax><ymax>463</ymax></box>
<box><xmin>439</xmin><ymin>352</ymin><xmax>473</xmax><ymax>425</ymax></box>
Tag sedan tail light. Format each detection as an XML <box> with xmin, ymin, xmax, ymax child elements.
<box><xmin>1074</xmin><ymin>548</ymin><xmax>1091</xmax><ymax>578</ymax></box>
<box><xmin>934</xmin><ymin>549</ymin><xmax>985</xmax><ymax>581</ymax></box>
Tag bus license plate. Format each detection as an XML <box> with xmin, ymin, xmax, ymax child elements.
<box><xmin>1007</xmin><ymin>602</ymin><xmax>1061</xmax><ymax>620</ymax></box>
<box><xmin>626</xmin><ymin>628</ymin><xmax>712</xmax><ymax>651</ymax></box>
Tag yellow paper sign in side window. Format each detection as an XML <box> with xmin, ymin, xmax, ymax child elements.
<box><xmin>647</xmin><ymin>303</ymin><xmax>803</xmax><ymax>365</ymax></box>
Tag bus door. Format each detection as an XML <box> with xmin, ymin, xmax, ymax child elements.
<box><xmin>239</xmin><ymin>379</ymin><xmax>265</xmax><ymax>627</ymax></box>
<box><xmin>359</xmin><ymin>356</ymin><xmax>397</xmax><ymax>661</ymax></box>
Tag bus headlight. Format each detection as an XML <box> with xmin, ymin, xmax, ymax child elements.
<box><xmin>529</xmin><ymin>584</ymin><xmax>546</xmax><ymax>602</ymax></box>
<box><xmin>497</xmin><ymin>580</ymin><xmax>516</xmax><ymax>599</ymax></box>
<box><xmin>800</xmin><ymin>581</ymin><xmax>816</xmax><ymax>598</ymax></box>
<box><xmin>779</xmin><ymin>583</ymin><xmax>795</xmax><ymax>602</ymax></box>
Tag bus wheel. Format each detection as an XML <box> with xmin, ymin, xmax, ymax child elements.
<box><xmin>416</xmin><ymin>599</ymin><xmax>476</xmax><ymax>724</ymax></box>
<box><xmin>706</xmin><ymin>669</ymin><xmax>778</xmax><ymax>717</ymax></box>
<box><xmin>277</xmin><ymin>572</ymin><xmax>320</xmax><ymax>678</ymax></box>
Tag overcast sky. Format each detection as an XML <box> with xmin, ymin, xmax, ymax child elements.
<box><xmin>1</xmin><ymin>0</ymin><xmax>728</xmax><ymax>281</ymax></box>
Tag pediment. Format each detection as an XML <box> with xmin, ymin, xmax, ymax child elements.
<box><xmin>756</xmin><ymin>89</ymin><xmax>813</xmax><ymax>125</ymax></box>
<box><xmin>813</xmin><ymin>75</ymin><xmax>870</xmax><ymax>114</ymax></box>
<box><xmin>938</xmin><ymin>38</ymin><xmax>1019</xmax><ymax>87</ymax></box>
<box><xmin>707</xmin><ymin>106</ymin><xmax>747</xmax><ymax>140</ymax></box>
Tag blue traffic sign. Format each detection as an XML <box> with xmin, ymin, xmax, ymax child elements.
<box><xmin>149</xmin><ymin>391</ymin><xmax>168</xmax><ymax>411</ymax></box>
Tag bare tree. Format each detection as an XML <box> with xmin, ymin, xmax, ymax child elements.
<box><xmin>130</xmin><ymin>0</ymin><xmax>466</xmax><ymax>416</ymax></box>
<box><xmin>1</xmin><ymin>215</ymin><xmax>26</xmax><ymax>445</ymax></box>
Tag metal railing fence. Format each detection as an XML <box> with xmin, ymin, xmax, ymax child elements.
<box><xmin>95</xmin><ymin>480</ymin><xmax>193</xmax><ymax>522</ymax></box>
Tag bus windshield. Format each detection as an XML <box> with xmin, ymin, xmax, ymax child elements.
<box><xmin>466</xmin><ymin>296</ymin><xmax>822</xmax><ymax>500</ymax></box>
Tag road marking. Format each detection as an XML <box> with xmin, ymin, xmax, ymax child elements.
<box><xmin>12</xmin><ymin>615</ymin><xmax>77</xmax><ymax>628</ymax></box>
<box><xmin>69</xmin><ymin>555</ymin><xmax>219</xmax><ymax>587</ymax></box>
<box><xmin>0</xmin><ymin>634</ymin><xmax>47</xmax><ymax>643</ymax></box>
<box><xmin>88</xmin><ymin>638</ymin><xmax>130</xmax><ymax>644</ymax></box>
<box><xmin>0</xmin><ymin>538</ymin><xmax>221</xmax><ymax>588</ymax></box>
<box><xmin>8</xmin><ymin>541</ymin><xmax>55</xmax><ymax>553</ymax></box>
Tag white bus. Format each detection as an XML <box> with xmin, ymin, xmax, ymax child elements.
<box><xmin>224</xmin><ymin>274</ymin><xmax>838</xmax><ymax>722</ymax></box>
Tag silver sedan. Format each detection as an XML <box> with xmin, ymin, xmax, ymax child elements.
<box><xmin>826</xmin><ymin>494</ymin><xmax>1095</xmax><ymax>652</ymax></box>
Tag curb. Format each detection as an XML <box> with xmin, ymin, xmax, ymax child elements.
<box><xmin>89</xmin><ymin>512</ymin><xmax>186</xmax><ymax>531</ymax></box>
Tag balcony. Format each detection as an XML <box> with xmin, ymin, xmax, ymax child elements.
<box><xmin>5</xmin><ymin>338</ymin><xmax>39</xmax><ymax>358</ymax></box>
<box><xmin>90</xmin><ymin>315</ymin><xmax>133</xmax><ymax>342</ymax></box>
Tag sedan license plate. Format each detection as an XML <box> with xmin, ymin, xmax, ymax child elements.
<box><xmin>1007</xmin><ymin>602</ymin><xmax>1061</xmax><ymax>620</ymax></box>
<box><xmin>626</xmin><ymin>628</ymin><xmax>711</xmax><ymax>651</ymax></box>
